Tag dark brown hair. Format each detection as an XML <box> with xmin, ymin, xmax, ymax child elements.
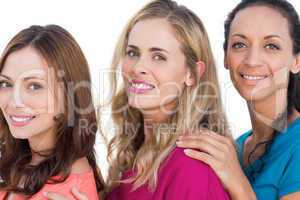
<box><xmin>223</xmin><ymin>0</ymin><xmax>300</xmax><ymax>181</ymax></box>
<box><xmin>0</xmin><ymin>25</ymin><xmax>104</xmax><ymax>196</ymax></box>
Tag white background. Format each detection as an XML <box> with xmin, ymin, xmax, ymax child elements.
<box><xmin>1</xmin><ymin>0</ymin><xmax>299</xmax><ymax>177</ymax></box>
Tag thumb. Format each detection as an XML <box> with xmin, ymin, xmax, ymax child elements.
<box><xmin>71</xmin><ymin>186</ymin><xmax>89</xmax><ymax>200</ymax></box>
<box><xmin>44</xmin><ymin>192</ymin><xmax>69</xmax><ymax>200</ymax></box>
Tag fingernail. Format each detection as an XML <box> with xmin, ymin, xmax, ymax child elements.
<box><xmin>184</xmin><ymin>149</ymin><xmax>191</xmax><ymax>155</ymax></box>
<box><xmin>43</xmin><ymin>192</ymin><xmax>48</xmax><ymax>197</ymax></box>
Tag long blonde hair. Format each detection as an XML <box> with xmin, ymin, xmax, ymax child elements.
<box><xmin>104</xmin><ymin>0</ymin><xmax>230</xmax><ymax>193</ymax></box>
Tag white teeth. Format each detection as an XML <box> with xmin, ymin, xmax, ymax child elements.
<box><xmin>242</xmin><ymin>75</ymin><xmax>267</xmax><ymax>80</ymax></box>
<box><xmin>131</xmin><ymin>83</ymin><xmax>154</xmax><ymax>90</ymax></box>
<box><xmin>11</xmin><ymin>116</ymin><xmax>33</xmax><ymax>122</ymax></box>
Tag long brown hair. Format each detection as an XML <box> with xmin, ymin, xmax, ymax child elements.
<box><xmin>0</xmin><ymin>25</ymin><xmax>104</xmax><ymax>196</ymax></box>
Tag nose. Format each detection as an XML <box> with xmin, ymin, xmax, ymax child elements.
<box><xmin>132</xmin><ymin>57</ymin><xmax>149</xmax><ymax>76</ymax></box>
<box><xmin>244</xmin><ymin>47</ymin><xmax>264</xmax><ymax>67</ymax></box>
<box><xmin>9</xmin><ymin>83</ymin><xmax>25</xmax><ymax>108</ymax></box>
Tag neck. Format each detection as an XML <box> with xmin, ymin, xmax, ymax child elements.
<box><xmin>247</xmin><ymin>90</ymin><xmax>287</xmax><ymax>142</ymax></box>
<box><xmin>141</xmin><ymin>101</ymin><xmax>177</xmax><ymax>143</ymax></box>
<box><xmin>248</xmin><ymin>111</ymin><xmax>274</xmax><ymax>142</ymax></box>
<box><xmin>28</xmin><ymin>127</ymin><xmax>56</xmax><ymax>165</ymax></box>
<box><xmin>142</xmin><ymin>99</ymin><xmax>176</xmax><ymax>124</ymax></box>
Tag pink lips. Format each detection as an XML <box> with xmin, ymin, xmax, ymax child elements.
<box><xmin>9</xmin><ymin>115</ymin><xmax>35</xmax><ymax>127</ymax></box>
<box><xmin>128</xmin><ymin>79</ymin><xmax>155</xmax><ymax>94</ymax></box>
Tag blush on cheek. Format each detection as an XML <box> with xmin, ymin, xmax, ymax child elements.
<box><xmin>121</xmin><ymin>59</ymin><xmax>136</xmax><ymax>77</ymax></box>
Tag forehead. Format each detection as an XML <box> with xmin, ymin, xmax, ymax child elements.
<box><xmin>127</xmin><ymin>18</ymin><xmax>181</xmax><ymax>50</ymax></box>
<box><xmin>2</xmin><ymin>47</ymin><xmax>48</xmax><ymax>79</ymax></box>
<box><xmin>230</xmin><ymin>5</ymin><xmax>290</xmax><ymax>38</ymax></box>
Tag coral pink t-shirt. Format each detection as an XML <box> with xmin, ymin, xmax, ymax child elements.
<box><xmin>106</xmin><ymin>147</ymin><xmax>229</xmax><ymax>200</ymax></box>
<box><xmin>0</xmin><ymin>170</ymin><xmax>99</xmax><ymax>200</ymax></box>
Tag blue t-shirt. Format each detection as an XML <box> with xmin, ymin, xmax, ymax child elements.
<box><xmin>236</xmin><ymin>117</ymin><xmax>300</xmax><ymax>200</ymax></box>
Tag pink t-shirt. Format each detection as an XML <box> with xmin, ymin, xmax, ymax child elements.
<box><xmin>0</xmin><ymin>170</ymin><xmax>99</xmax><ymax>200</ymax></box>
<box><xmin>106</xmin><ymin>147</ymin><xmax>230</xmax><ymax>200</ymax></box>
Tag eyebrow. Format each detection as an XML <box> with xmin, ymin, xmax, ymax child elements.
<box><xmin>0</xmin><ymin>74</ymin><xmax>45</xmax><ymax>81</ymax></box>
<box><xmin>264</xmin><ymin>35</ymin><xmax>282</xmax><ymax>40</ymax></box>
<box><xmin>23</xmin><ymin>76</ymin><xmax>46</xmax><ymax>81</ymax></box>
<box><xmin>231</xmin><ymin>33</ymin><xmax>282</xmax><ymax>40</ymax></box>
<box><xmin>231</xmin><ymin>34</ymin><xmax>247</xmax><ymax>39</ymax></box>
<box><xmin>127</xmin><ymin>45</ymin><xmax>169</xmax><ymax>53</ymax></box>
<box><xmin>0</xmin><ymin>74</ymin><xmax>12</xmax><ymax>80</ymax></box>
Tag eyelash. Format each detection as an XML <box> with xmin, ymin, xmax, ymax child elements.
<box><xmin>231</xmin><ymin>42</ymin><xmax>247</xmax><ymax>49</ymax></box>
<box><xmin>0</xmin><ymin>81</ymin><xmax>43</xmax><ymax>91</ymax></box>
<box><xmin>126</xmin><ymin>50</ymin><xmax>139</xmax><ymax>58</ymax></box>
<box><xmin>153</xmin><ymin>54</ymin><xmax>167</xmax><ymax>61</ymax></box>
<box><xmin>28</xmin><ymin>83</ymin><xmax>43</xmax><ymax>91</ymax></box>
<box><xmin>126</xmin><ymin>50</ymin><xmax>167</xmax><ymax>62</ymax></box>
<box><xmin>0</xmin><ymin>80</ymin><xmax>12</xmax><ymax>89</ymax></box>
<box><xmin>265</xmin><ymin>43</ymin><xmax>280</xmax><ymax>50</ymax></box>
<box><xmin>231</xmin><ymin>42</ymin><xmax>281</xmax><ymax>51</ymax></box>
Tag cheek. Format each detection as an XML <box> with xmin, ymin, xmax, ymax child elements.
<box><xmin>23</xmin><ymin>91</ymin><xmax>54</xmax><ymax>113</ymax></box>
<box><xmin>270</xmin><ymin>58</ymin><xmax>292</xmax><ymax>73</ymax></box>
<box><xmin>121</xmin><ymin>59</ymin><xmax>135</xmax><ymax>76</ymax></box>
<box><xmin>153</xmin><ymin>61</ymin><xmax>186</xmax><ymax>83</ymax></box>
<box><xmin>155</xmin><ymin>72</ymin><xmax>185</xmax><ymax>95</ymax></box>
<box><xmin>226</xmin><ymin>53</ymin><xmax>242</xmax><ymax>71</ymax></box>
<box><xmin>268</xmin><ymin>57</ymin><xmax>292</xmax><ymax>86</ymax></box>
<box><xmin>0</xmin><ymin>91</ymin><xmax>11</xmax><ymax>108</ymax></box>
<box><xmin>271</xmin><ymin>66</ymin><xmax>290</xmax><ymax>87</ymax></box>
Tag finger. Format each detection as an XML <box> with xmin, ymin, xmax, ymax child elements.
<box><xmin>177</xmin><ymin>134</ymin><xmax>226</xmax><ymax>153</ymax></box>
<box><xmin>176</xmin><ymin>138</ymin><xmax>223</xmax><ymax>158</ymax></box>
<box><xmin>183</xmin><ymin>149</ymin><xmax>217</xmax><ymax>167</ymax></box>
<box><xmin>44</xmin><ymin>192</ymin><xmax>68</xmax><ymax>200</ymax></box>
<box><xmin>71</xmin><ymin>187</ymin><xmax>89</xmax><ymax>200</ymax></box>
<box><xmin>205</xmin><ymin>130</ymin><xmax>235</xmax><ymax>146</ymax></box>
<box><xmin>180</xmin><ymin>130</ymin><xmax>233</xmax><ymax>147</ymax></box>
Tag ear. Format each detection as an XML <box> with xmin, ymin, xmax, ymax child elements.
<box><xmin>196</xmin><ymin>61</ymin><xmax>206</xmax><ymax>78</ymax></box>
<box><xmin>291</xmin><ymin>53</ymin><xmax>300</xmax><ymax>74</ymax></box>
<box><xmin>184</xmin><ymin>61</ymin><xmax>206</xmax><ymax>86</ymax></box>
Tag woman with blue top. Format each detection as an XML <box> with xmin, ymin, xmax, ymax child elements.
<box><xmin>177</xmin><ymin>0</ymin><xmax>300</xmax><ymax>200</ymax></box>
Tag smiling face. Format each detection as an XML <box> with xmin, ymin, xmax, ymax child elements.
<box><xmin>0</xmin><ymin>47</ymin><xmax>63</xmax><ymax>145</ymax></box>
<box><xmin>225</xmin><ymin>5</ymin><xmax>300</xmax><ymax>102</ymax></box>
<box><xmin>122</xmin><ymin>18</ymin><xmax>193</xmax><ymax>116</ymax></box>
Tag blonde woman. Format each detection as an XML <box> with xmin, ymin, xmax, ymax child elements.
<box><xmin>46</xmin><ymin>0</ymin><xmax>230</xmax><ymax>199</ymax></box>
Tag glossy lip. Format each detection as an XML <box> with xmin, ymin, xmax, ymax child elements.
<box><xmin>8</xmin><ymin>114</ymin><xmax>36</xmax><ymax>127</ymax></box>
<box><xmin>128</xmin><ymin>79</ymin><xmax>155</xmax><ymax>94</ymax></box>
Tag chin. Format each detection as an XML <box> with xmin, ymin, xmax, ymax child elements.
<box><xmin>128</xmin><ymin>102</ymin><xmax>158</xmax><ymax>111</ymax></box>
<box><xmin>128</xmin><ymin>97</ymin><xmax>158</xmax><ymax>108</ymax></box>
<box><xmin>10</xmin><ymin>131</ymin><xmax>31</xmax><ymax>139</ymax></box>
<box><xmin>9</xmin><ymin>125</ymin><xmax>48</xmax><ymax>140</ymax></box>
<box><xmin>238</xmin><ymin>88</ymin><xmax>276</xmax><ymax>103</ymax></box>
